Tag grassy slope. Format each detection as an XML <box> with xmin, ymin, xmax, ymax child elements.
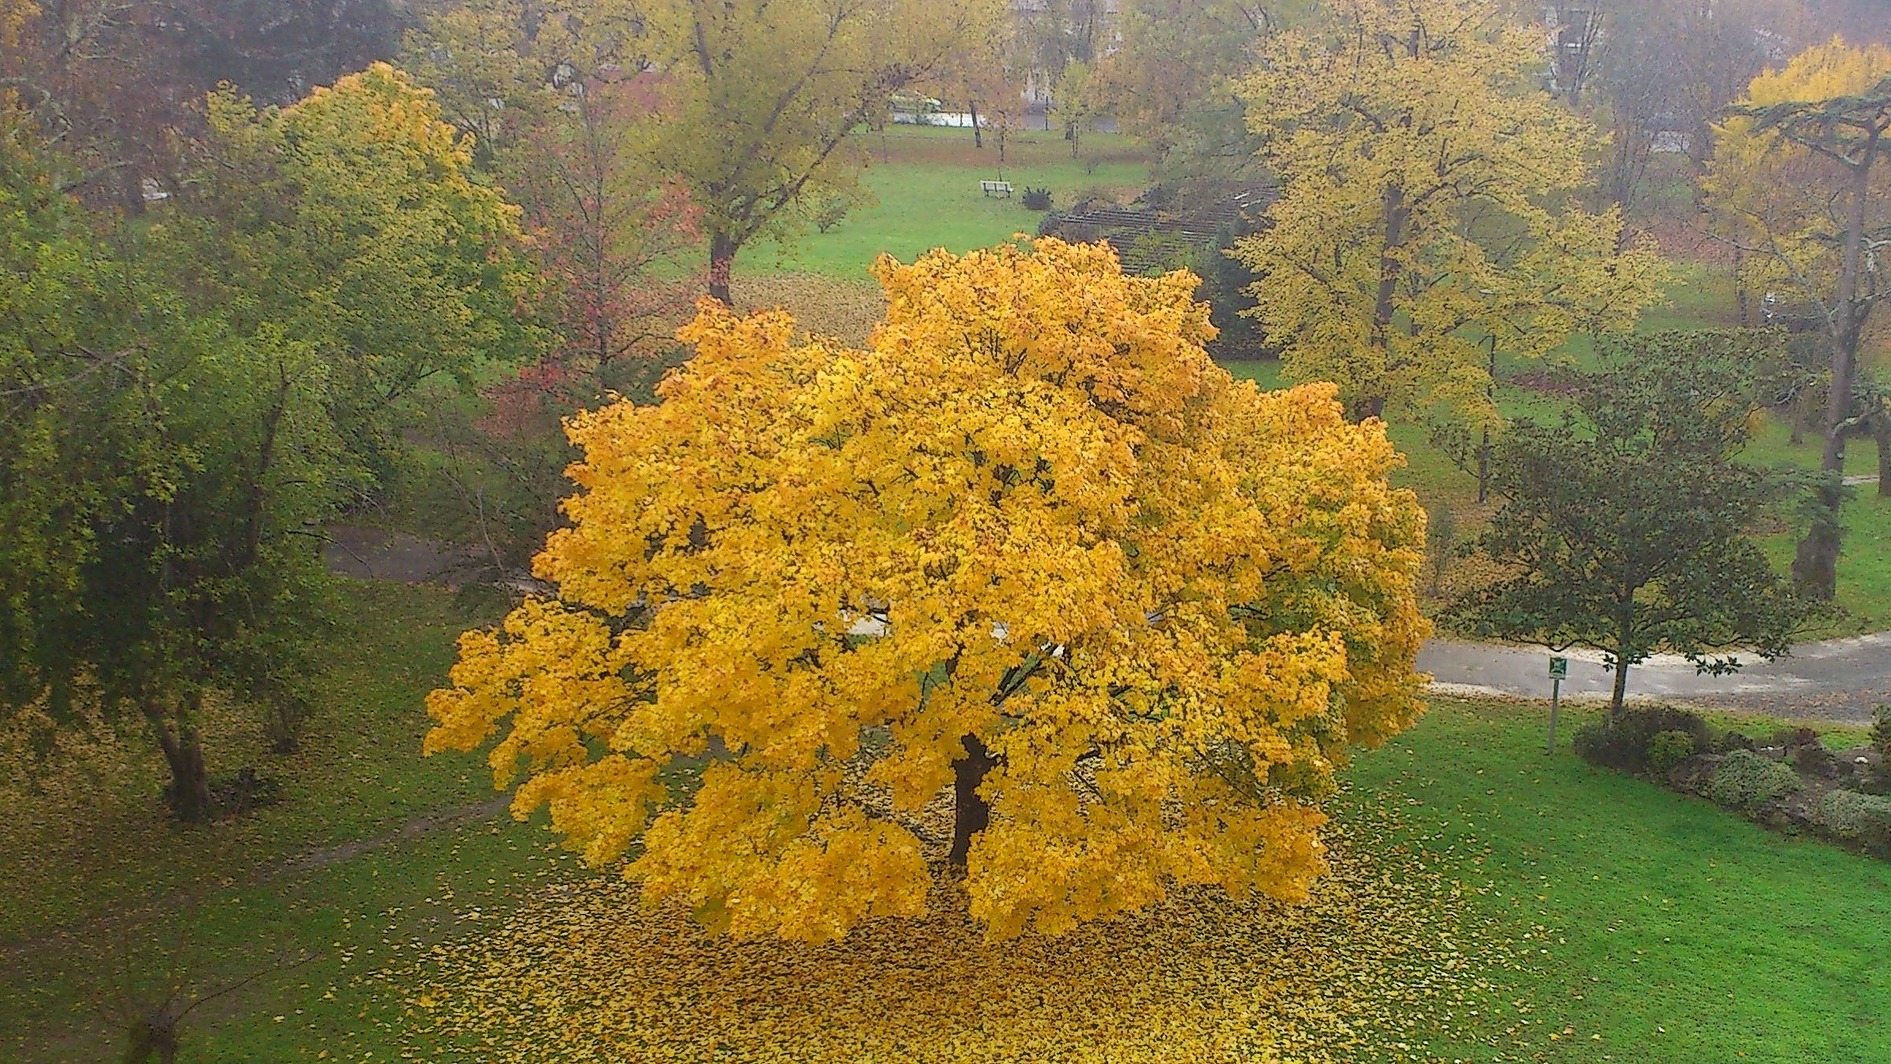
<box><xmin>7</xmin><ymin>584</ymin><xmax>1889</xmax><ymax>1061</ymax></box>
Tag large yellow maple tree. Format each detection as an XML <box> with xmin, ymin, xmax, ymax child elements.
<box><xmin>427</xmin><ymin>240</ymin><xmax>1428</xmax><ymax>941</ymax></box>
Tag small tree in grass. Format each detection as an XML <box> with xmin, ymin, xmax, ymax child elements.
<box><xmin>1449</xmin><ymin>331</ymin><xmax>1820</xmax><ymax>723</ymax></box>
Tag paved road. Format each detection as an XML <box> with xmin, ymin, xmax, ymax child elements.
<box><xmin>1420</xmin><ymin>633</ymin><xmax>1891</xmax><ymax>724</ymax></box>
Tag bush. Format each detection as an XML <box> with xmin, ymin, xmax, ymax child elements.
<box><xmin>1571</xmin><ymin>722</ymin><xmax>1611</xmax><ymax>765</ymax></box>
<box><xmin>1793</xmin><ymin>741</ymin><xmax>1842</xmax><ymax>779</ymax></box>
<box><xmin>1707</xmin><ymin>749</ymin><xmax>1802</xmax><ymax>810</ymax></box>
<box><xmin>1870</xmin><ymin>705</ymin><xmax>1891</xmax><ymax>759</ymax></box>
<box><xmin>1647</xmin><ymin>730</ymin><xmax>1699</xmax><ymax>776</ymax></box>
<box><xmin>1715</xmin><ymin>730</ymin><xmax>1758</xmax><ymax>754</ymax></box>
<box><xmin>1819</xmin><ymin>789</ymin><xmax>1891</xmax><ymax>848</ymax></box>
<box><xmin>1021</xmin><ymin>187</ymin><xmax>1053</xmax><ymax>211</ymax></box>
<box><xmin>1571</xmin><ymin>705</ymin><xmax>1712</xmax><ymax>775</ymax></box>
<box><xmin>1772</xmin><ymin>726</ymin><xmax>1820</xmax><ymax>749</ymax></box>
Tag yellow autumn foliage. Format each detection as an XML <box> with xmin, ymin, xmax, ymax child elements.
<box><xmin>1704</xmin><ymin>38</ymin><xmax>1891</xmax><ymax>307</ymax></box>
<box><xmin>426</xmin><ymin>239</ymin><xmax>1429</xmax><ymax>942</ymax></box>
<box><xmin>0</xmin><ymin>0</ymin><xmax>31</xmax><ymax>52</ymax></box>
<box><xmin>1234</xmin><ymin>0</ymin><xmax>1666</xmax><ymax>425</ymax></box>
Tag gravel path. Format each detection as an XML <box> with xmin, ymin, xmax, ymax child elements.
<box><xmin>1420</xmin><ymin>632</ymin><xmax>1891</xmax><ymax>724</ymax></box>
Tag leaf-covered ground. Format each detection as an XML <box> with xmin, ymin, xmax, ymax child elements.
<box><xmin>375</xmin><ymin>799</ymin><xmax>1551</xmax><ymax>1063</ymax></box>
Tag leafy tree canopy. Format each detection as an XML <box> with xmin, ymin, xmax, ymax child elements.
<box><xmin>0</xmin><ymin>106</ymin><xmax>343</xmax><ymax>818</ymax></box>
<box><xmin>1705</xmin><ymin>36</ymin><xmax>1891</xmax><ymax>598</ymax></box>
<box><xmin>1233</xmin><ymin>0</ymin><xmax>1666</xmax><ymax>425</ymax></box>
<box><xmin>426</xmin><ymin>239</ymin><xmax>1430</xmax><ymax>942</ymax></box>
<box><xmin>1450</xmin><ymin>330</ymin><xmax>1819</xmax><ymax>719</ymax></box>
<box><xmin>1</xmin><ymin>64</ymin><xmax>546</xmax><ymax>820</ymax></box>
<box><xmin>1707</xmin><ymin>37</ymin><xmax>1891</xmax><ymax>311</ymax></box>
<box><xmin>175</xmin><ymin>63</ymin><xmax>549</xmax><ymax>482</ymax></box>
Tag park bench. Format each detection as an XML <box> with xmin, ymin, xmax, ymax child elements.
<box><xmin>980</xmin><ymin>180</ymin><xmax>1014</xmax><ymax>197</ymax></box>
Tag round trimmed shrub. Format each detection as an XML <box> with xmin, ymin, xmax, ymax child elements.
<box><xmin>1647</xmin><ymin>730</ymin><xmax>1698</xmax><ymax>777</ymax></box>
<box><xmin>1818</xmin><ymin>789</ymin><xmax>1891</xmax><ymax>848</ymax></box>
<box><xmin>1571</xmin><ymin>722</ymin><xmax>1610</xmax><ymax>764</ymax></box>
<box><xmin>1571</xmin><ymin>705</ymin><xmax>1710</xmax><ymax>775</ymax></box>
<box><xmin>1706</xmin><ymin>749</ymin><xmax>1802</xmax><ymax>810</ymax></box>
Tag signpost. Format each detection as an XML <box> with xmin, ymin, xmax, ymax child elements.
<box><xmin>1547</xmin><ymin>655</ymin><xmax>1568</xmax><ymax>753</ymax></box>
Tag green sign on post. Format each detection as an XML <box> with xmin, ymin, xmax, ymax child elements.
<box><xmin>1546</xmin><ymin>655</ymin><xmax>1567</xmax><ymax>753</ymax></box>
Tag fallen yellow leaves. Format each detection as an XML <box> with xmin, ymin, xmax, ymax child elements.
<box><xmin>376</xmin><ymin>799</ymin><xmax>1542</xmax><ymax>1062</ymax></box>
<box><xmin>730</xmin><ymin>274</ymin><xmax>887</xmax><ymax>346</ymax></box>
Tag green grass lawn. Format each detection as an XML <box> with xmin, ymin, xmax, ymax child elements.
<box><xmin>1358</xmin><ymin>699</ymin><xmax>1891</xmax><ymax>1063</ymax></box>
<box><xmin>747</xmin><ymin>125</ymin><xmax>1153</xmax><ymax>279</ymax></box>
<box><xmin>6</xmin><ymin>583</ymin><xmax>1889</xmax><ymax>1061</ymax></box>
<box><xmin>0</xmin><ymin>581</ymin><xmax>507</xmax><ymax>944</ymax></box>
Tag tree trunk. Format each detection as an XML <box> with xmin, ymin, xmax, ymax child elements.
<box><xmin>1476</xmin><ymin>428</ymin><xmax>1490</xmax><ymax>504</ymax></box>
<box><xmin>155</xmin><ymin>717</ymin><xmax>213</xmax><ymax>823</ymax></box>
<box><xmin>969</xmin><ymin>99</ymin><xmax>982</xmax><ymax>148</ymax></box>
<box><xmin>1609</xmin><ymin>597</ymin><xmax>1636</xmax><ymax>725</ymax></box>
<box><xmin>1350</xmin><ymin>394</ymin><xmax>1387</xmax><ymax>422</ymax></box>
<box><xmin>1359</xmin><ymin>184</ymin><xmax>1408</xmax><ymax>422</ymax></box>
<box><xmin>1791</xmin><ymin>148</ymin><xmax>1874</xmax><ymax>599</ymax></box>
<box><xmin>266</xmin><ymin>701</ymin><xmax>303</xmax><ymax>755</ymax></box>
<box><xmin>707</xmin><ymin>233</ymin><xmax>736</xmax><ymax>305</ymax></box>
<box><xmin>948</xmin><ymin>733</ymin><xmax>996</xmax><ymax>868</ymax></box>
<box><xmin>1877</xmin><ymin>414</ymin><xmax>1891</xmax><ymax>498</ymax></box>
<box><xmin>1608</xmin><ymin>654</ymin><xmax>1630</xmax><ymax>726</ymax></box>
<box><xmin>1372</xmin><ymin>187</ymin><xmax>1406</xmax><ymax>343</ymax></box>
<box><xmin>125</xmin><ymin>1011</ymin><xmax>183</xmax><ymax>1064</ymax></box>
<box><xmin>1733</xmin><ymin>246</ymin><xmax>1749</xmax><ymax>325</ymax></box>
<box><xmin>1793</xmin><ymin>479</ymin><xmax>1844</xmax><ymax>601</ymax></box>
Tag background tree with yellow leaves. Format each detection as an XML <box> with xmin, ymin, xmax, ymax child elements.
<box><xmin>1704</xmin><ymin>38</ymin><xmax>1891</xmax><ymax>600</ymax></box>
<box><xmin>426</xmin><ymin>239</ymin><xmax>1430</xmax><ymax>942</ymax></box>
<box><xmin>1232</xmin><ymin>0</ymin><xmax>1666</xmax><ymax>428</ymax></box>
